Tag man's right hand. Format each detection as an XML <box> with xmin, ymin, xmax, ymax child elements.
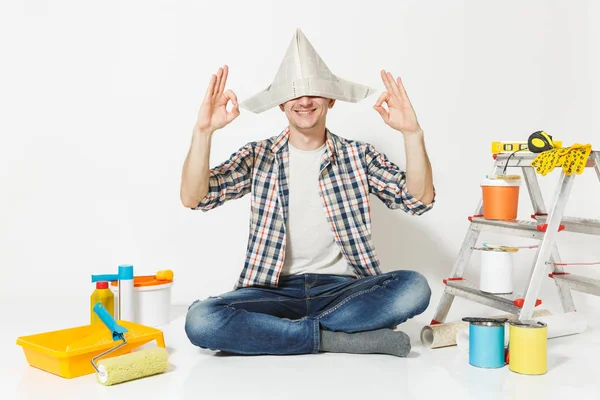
<box><xmin>194</xmin><ymin>65</ymin><xmax>240</xmax><ymax>135</ymax></box>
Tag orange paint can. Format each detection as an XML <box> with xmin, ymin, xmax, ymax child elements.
<box><xmin>481</xmin><ymin>175</ymin><xmax>521</xmax><ymax>221</ymax></box>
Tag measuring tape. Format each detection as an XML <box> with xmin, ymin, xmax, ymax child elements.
<box><xmin>528</xmin><ymin>131</ymin><xmax>555</xmax><ymax>152</ymax></box>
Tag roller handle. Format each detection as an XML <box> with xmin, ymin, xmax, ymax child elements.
<box><xmin>93</xmin><ymin>302</ymin><xmax>128</xmax><ymax>341</ymax></box>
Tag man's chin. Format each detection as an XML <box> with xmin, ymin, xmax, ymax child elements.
<box><xmin>296</xmin><ymin>126</ymin><xmax>318</xmax><ymax>133</ymax></box>
<box><xmin>292</xmin><ymin>120</ymin><xmax>319</xmax><ymax>130</ymax></box>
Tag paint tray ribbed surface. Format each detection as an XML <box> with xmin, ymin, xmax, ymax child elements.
<box><xmin>16</xmin><ymin>320</ymin><xmax>165</xmax><ymax>379</ymax></box>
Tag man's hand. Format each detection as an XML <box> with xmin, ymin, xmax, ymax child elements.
<box><xmin>195</xmin><ymin>65</ymin><xmax>240</xmax><ymax>135</ymax></box>
<box><xmin>373</xmin><ymin>70</ymin><xmax>434</xmax><ymax>205</ymax></box>
<box><xmin>373</xmin><ymin>70</ymin><xmax>421</xmax><ymax>136</ymax></box>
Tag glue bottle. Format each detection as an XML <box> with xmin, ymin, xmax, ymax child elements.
<box><xmin>90</xmin><ymin>281</ymin><xmax>114</xmax><ymax>324</ymax></box>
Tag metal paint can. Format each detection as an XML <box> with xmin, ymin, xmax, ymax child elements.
<box><xmin>508</xmin><ymin>320</ymin><xmax>547</xmax><ymax>375</ymax></box>
<box><xmin>468</xmin><ymin>320</ymin><xmax>506</xmax><ymax>368</ymax></box>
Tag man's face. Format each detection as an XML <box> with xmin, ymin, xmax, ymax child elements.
<box><xmin>279</xmin><ymin>96</ymin><xmax>335</xmax><ymax>131</ymax></box>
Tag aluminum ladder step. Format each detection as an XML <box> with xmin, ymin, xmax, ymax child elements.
<box><xmin>469</xmin><ymin>216</ymin><xmax>550</xmax><ymax>239</ymax></box>
<box><xmin>551</xmin><ymin>273</ymin><xmax>600</xmax><ymax>296</ymax></box>
<box><xmin>443</xmin><ymin>278</ymin><xmax>541</xmax><ymax>315</ymax></box>
<box><xmin>533</xmin><ymin>215</ymin><xmax>600</xmax><ymax>236</ymax></box>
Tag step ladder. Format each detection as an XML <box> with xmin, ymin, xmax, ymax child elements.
<box><xmin>430</xmin><ymin>150</ymin><xmax>600</xmax><ymax>323</ymax></box>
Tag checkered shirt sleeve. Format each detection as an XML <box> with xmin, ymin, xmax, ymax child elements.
<box><xmin>364</xmin><ymin>143</ymin><xmax>435</xmax><ymax>215</ymax></box>
<box><xmin>193</xmin><ymin>142</ymin><xmax>255</xmax><ymax>211</ymax></box>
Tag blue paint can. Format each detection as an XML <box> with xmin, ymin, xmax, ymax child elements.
<box><xmin>464</xmin><ymin>318</ymin><xmax>507</xmax><ymax>369</ymax></box>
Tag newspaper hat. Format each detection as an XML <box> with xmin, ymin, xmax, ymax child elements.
<box><xmin>240</xmin><ymin>28</ymin><xmax>376</xmax><ymax>114</ymax></box>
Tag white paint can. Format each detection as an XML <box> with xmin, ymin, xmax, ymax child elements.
<box><xmin>111</xmin><ymin>275</ymin><xmax>174</xmax><ymax>327</ymax></box>
<box><xmin>480</xmin><ymin>250</ymin><xmax>513</xmax><ymax>294</ymax></box>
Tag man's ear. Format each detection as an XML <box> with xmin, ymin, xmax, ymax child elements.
<box><xmin>279</xmin><ymin>104</ymin><xmax>285</xmax><ymax>111</ymax></box>
<box><xmin>328</xmin><ymin>99</ymin><xmax>336</xmax><ymax>109</ymax></box>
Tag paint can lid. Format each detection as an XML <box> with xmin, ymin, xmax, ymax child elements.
<box><xmin>471</xmin><ymin>321</ymin><xmax>505</xmax><ymax>327</ymax></box>
<box><xmin>462</xmin><ymin>317</ymin><xmax>507</xmax><ymax>327</ymax></box>
<box><xmin>508</xmin><ymin>320</ymin><xmax>547</xmax><ymax>328</ymax></box>
<box><xmin>481</xmin><ymin>175</ymin><xmax>521</xmax><ymax>187</ymax></box>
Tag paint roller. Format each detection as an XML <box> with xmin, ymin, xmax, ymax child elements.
<box><xmin>91</xmin><ymin>302</ymin><xmax>169</xmax><ymax>385</ymax></box>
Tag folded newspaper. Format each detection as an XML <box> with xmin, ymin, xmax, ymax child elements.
<box><xmin>240</xmin><ymin>28</ymin><xmax>376</xmax><ymax>114</ymax></box>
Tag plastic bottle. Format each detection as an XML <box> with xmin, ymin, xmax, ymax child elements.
<box><xmin>91</xmin><ymin>281</ymin><xmax>115</xmax><ymax>324</ymax></box>
<box><xmin>117</xmin><ymin>265</ymin><xmax>135</xmax><ymax>322</ymax></box>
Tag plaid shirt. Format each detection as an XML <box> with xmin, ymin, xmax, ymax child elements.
<box><xmin>194</xmin><ymin>127</ymin><xmax>434</xmax><ymax>288</ymax></box>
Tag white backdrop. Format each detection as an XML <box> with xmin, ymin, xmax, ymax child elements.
<box><xmin>2</xmin><ymin>0</ymin><xmax>599</xmax><ymax>317</ymax></box>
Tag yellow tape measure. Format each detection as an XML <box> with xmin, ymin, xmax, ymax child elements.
<box><xmin>528</xmin><ymin>131</ymin><xmax>554</xmax><ymax>153</ymax></box>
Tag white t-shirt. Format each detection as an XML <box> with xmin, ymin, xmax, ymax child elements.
<box><xmin>281</xmin><ymin>142</ymin><xmax>357</xmax><ymax>277</ymax></box>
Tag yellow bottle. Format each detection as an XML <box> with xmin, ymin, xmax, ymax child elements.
<box><xmin>91</xmin><ymin>281</ymin><xmax>115</xmax><ymax>324</ymax></box>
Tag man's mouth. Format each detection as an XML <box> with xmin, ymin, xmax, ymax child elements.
<box><xmin>294</xmin><ymin>109</ymin><xmax>316</xmax><ymax>116</ymax></box>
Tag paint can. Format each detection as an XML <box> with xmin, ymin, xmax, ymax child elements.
<box><xmin>480</xmin><ymin>249</ymin><xmax>514</xmax><ymax>294</ymax></box>
<box><xmin>111</xmin><ymin>275</ymin><xmax>174</xmax><ymax>327</ymax></box>
<box><xmin>481</xmin><ymin>175</ymin><xmax>521</xmax><ymax>221</ymax></box>
<box><xmin>507</xmin><ymin>320</ymin><xmax>547</xmax><ymax>375</ymax></box>
<box><xmin>463</xmin><ymin>318</ymin><xmax>507</xmax><ymax>369</ymax></box>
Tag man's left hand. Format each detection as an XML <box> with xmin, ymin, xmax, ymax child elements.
<box><xmin>373</xmin><ymin>70</ymin><xmax>422</xmax><ymax>136</ymax></box>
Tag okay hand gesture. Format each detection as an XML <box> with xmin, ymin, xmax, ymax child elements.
<box><xmin>373</xmin><ymin>70</ymin><xmax>422</xmax><ymax>136</ymax></box>
<box><xmin>195</xmin><ymin>65</ymin><xmax>240</xmax><ymax>134</ymax></box>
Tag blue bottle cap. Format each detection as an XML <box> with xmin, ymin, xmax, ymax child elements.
<box><xmin>118</xmin><ymin>264</ymin><xmax>134</xmax><ymax>280</ymax></box>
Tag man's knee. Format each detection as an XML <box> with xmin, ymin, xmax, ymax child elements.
<box><xmin>410</xmin><ymin>271</ymin><xmax>432</xmax><ymax>313</ymax></box>
<box><xmin>184</xmin><ymin>297</ymin><xmax>223</xmax><ymax>349</ymax></box>
<box><xmin>391</xmin><ymin>270</ymin><xmax>431</xmax><ymax>316</ymax></box>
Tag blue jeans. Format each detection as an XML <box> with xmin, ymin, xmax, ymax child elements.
<box><xmin>184</xmin><ymin>270</ymin><xmax>431</xmax><ymax>355</ymax></box>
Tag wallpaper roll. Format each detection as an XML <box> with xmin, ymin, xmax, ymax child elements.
<box><xmin>456</xmin><ymin>311</ymin><xmax>585</xmax><ymax>352</ymax></box>
<box><xmin>421</xmin><ymin>309</ymin><xmax>552</xmax><ymax>349</ymax></box>
<box><xmin>421</xmin><ymin>320</ymin><xmax>470</xmax><ymax>349</ymax></box>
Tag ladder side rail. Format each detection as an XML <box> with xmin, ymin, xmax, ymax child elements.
<box><xmin>522</xmin><ymin>165</ymin><xmax>576</xmax><ymax>313</ymax></box>
<box><xmin>520</xmin><ymin>172</ymin><xmax>575</xmax><ymax>319</ymax></box>
<box><xmin>430</xmin><ymin>229</ymin><xmax>480</xmax><ymax>324</ymax></box>
<box><xmin>595</xmin><ymin>154</ymin><xmax>600</xmax><ymax>183</ymax></box>
<box><xmin>522</xmin><ymin>166</ymin><xmax>548</xmax><ymax>215</ymax></box>
<box><xmin>549</xmin><ymin>245</ymin><xmax>576</xmax><ymax>312</ymax></box>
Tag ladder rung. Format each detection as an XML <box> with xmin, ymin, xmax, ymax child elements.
<box><xmin>444</xmin><ymin>278</ymin><xmax>523</xmax><ymax>314</ymax></box>
<box><xmin>551</xmin><ymin>273</ymin><xmax>600</xmax><ymax>296</ymax></box>
<box><xmin>469</xmin><ymin>217</ymin><xmax>546</xmax><ymax>239</ymax></box>
<box><xmin>533</xmin><ymin>215</ymin><xmax>600</xmax><ymax>236</ymax></box>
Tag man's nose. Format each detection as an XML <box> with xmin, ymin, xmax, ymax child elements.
<box><xmin>297</xmin><ymin>97</ymin><xmax>313</xmax><ymax>107</ymax></box>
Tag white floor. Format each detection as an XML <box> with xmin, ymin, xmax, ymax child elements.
<box><xmin>3</xmin><ymin>294</ymin><xmax>600</xmax><ymax>400</ymax></box>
